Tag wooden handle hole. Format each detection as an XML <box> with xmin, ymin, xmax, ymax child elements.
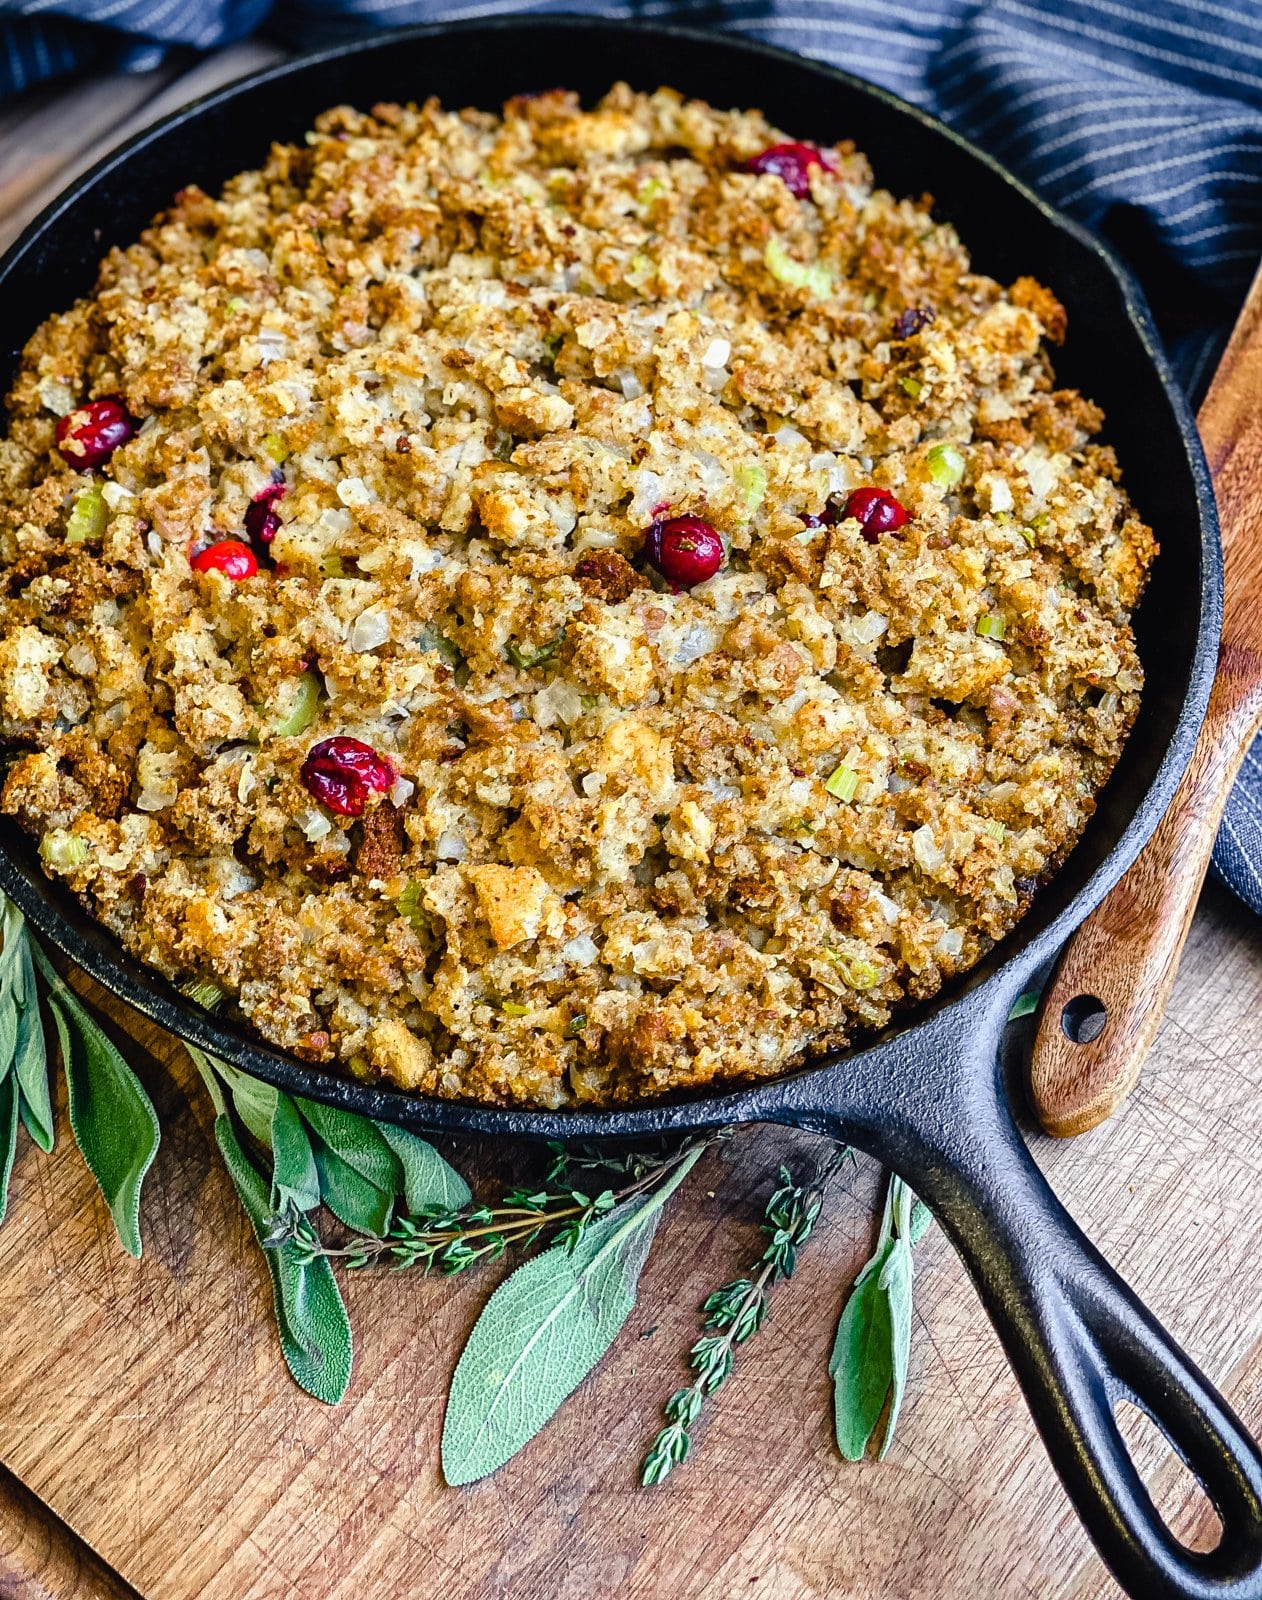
<box><xmin>1060</xmin><ymin>995</ymin><xmax>1108</xmax><ymax>1045</ymax></box>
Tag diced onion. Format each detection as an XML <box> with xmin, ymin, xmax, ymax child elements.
<box><xmin>912</xmin><ymin>825</ymin><xmax>945</xmax><ymax>871</ymax></box>
<box><xmin>348</xmin><ymin>608</ymin><xmax>390</xmax><ymax>653</ymax></box>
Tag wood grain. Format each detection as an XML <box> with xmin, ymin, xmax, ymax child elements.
<box><xmin>1029</xmin><ymin>263</ymin><xmax>1262</xmax><ymax>1136</ymax></box>
<box><xmin>0</xmin><ymin>1468</ymin><xmax>139</xmax><ymax>1600</ymax></box>
<box><xmin>0</xmin><ymin>46</ymin><xmax>1260</xmax><ymax>1600</ymax></box>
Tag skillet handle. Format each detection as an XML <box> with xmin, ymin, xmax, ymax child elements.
<box><xmin>813</xmin><ymin>997</ymin><xmax>1262</xmax><ymax>1600</ymax></box>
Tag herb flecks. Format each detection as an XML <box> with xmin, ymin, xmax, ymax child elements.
<box><xmin>641</xmin><ymin>1145</ymin><xmax>850</xmax><ymax>1485</ymax></box>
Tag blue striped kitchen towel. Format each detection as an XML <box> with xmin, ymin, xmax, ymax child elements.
<box><xmin>3</xmin><ymin>0</ymin><xmax>1262</xmax><ymax>912</ymax></box>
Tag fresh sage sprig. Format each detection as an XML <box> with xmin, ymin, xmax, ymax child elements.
<box><xmin>441</xmin><ymin>1135</ymin><xmax>716</xmax><ymax>1485</ymax></box>
<box><xmin>0</xmin><ymin>895</ymin><xmax>48</xmax><ymax>1224</ymax></box>
<box><xmin>33</xmin><ymin>941</ymin><xmax>161</xmax><ymax>1259</ymax></box>
<box><xmin>830</xmin><ymin>1170</ymin><xmax>932</xmax><ymax>1460</ymax></box>
<box><xmin>189</xmin><ymin>1041</ymin><xmax>470</xmax><ymax>1403</ymax></box>
<box><xmin>641</xmin><ymin>1145</ymin><xmax>850</xmax><ymax>1485</ymax></box>
<box><xmin>10</xmin><ymin>914</ymin><xmax>160</xmax><ymax>1258</ymax></box>
<box><xmin>0</xmin><ymin>896</ymin><xmax>53</xmax><ymax>1155</ymax></box>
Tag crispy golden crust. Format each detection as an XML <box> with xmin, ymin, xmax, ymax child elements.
<box><xmin>0</xmin><ymin>85</ymin><xmax>1154</xmax><ymax>1108</ymax></box>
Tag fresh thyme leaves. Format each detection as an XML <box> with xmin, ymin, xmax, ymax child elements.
<box><xmin>285</xmin><ymin>1136</ymin><xmax>711</xmax><ymax>1273</ymax></box>
<box><xmin>641</xmin><ymin>1145</ymin><xmax>850</xmax><ymax>1486</ymax></box>
<box><xmin>442</xmin><ymin>1140</ymin><xmax>710</xmax><ymax>1486</ymax></box>
<box><xmin>830</xmin><ymin>1172</ymin><xmax>932</xmax><ymax>1461</ymax></box>
<box><xmin>30</xmin><ymin>938</ymin><xmax>159</xmax><ymax>1258</ymax></box>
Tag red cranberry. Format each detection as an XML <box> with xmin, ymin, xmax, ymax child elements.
<box><xmin>246</xmin><ymin>481</ymin><xmax>286</xmax><ymax>554</ymax></box>
<box><xmin>746</xmin><ymin>142</ymin><xmax>834</xmax><ymax>200</ymax></box>
<box><xmin>191</xmin><ymin>539</ymin><xmax>258</xmax><ymax>580</ymax></box>
<box><xmin>800</xmin><ymin>512</ymin><xmax>828</xmax><ymax>529</ymax></box>
<box><xmin>645</xmin><ymin>516</ymin><xmax>724</xmax><ymax>589</ymax></box>
<box><xmin>840</xmin><ymin>487</ymin><xmax>910</xmax><ymax>543</ymax></box>
<box><xmin>300</xmin><ymin>736</ymin><xmax>394</xmax><ymax>818</ymax></box>
<box><xmin>55</xmin><ymin>396</ymin><xmax>136</xmax><ymax>468</ymax></box>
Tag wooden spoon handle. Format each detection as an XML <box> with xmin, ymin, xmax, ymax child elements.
<box><xmin>1029</xmin><ymin>676</ymin><xmax>1258</xmax><ymax>1135</ymax></box>
<box><xmin>1029</xmin><ymin>261</ymin><xmax>1262</xmax><ymax>1138</ymax></box>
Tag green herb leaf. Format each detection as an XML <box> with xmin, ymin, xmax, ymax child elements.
<box><xmin>213</xmin><ymin>1110</ymin><xmax>352</xmax><ymax>1404</ymax></box>
<box><xmin>1008</xmin><ymin>989</ymin><xmax>1040</xmax><ymax>1021</ymax></box>
<box><xmin>0</xmin><ymin>900</ymin><xmax>52</xmax><ymax>1152</ymax></box>
<box><xmin>13</xmin><ymin>958</ymin><xmax>52</xmax><ymax>1153</ymax></box>
<box><xmin>378</xmin><ymin>1123</ymin><xmax>470</xmax><ymax>1214</ymax></box>
<box><xmin>270</xmin><ymin>1092</ymin><xmax>320</xmax><ymax>1215</ymax></box>
<box><xmin>33</xmin><ymin>947</ymin><xmax>159</xmax><ymax>1258</ymax></box>
<box><xmin>0</xmin><ymin>1070</ymin><xmax>18</xmax><ymax>1226</ymax></box>
<box><xmin>312</xmin><ymin>1141</ymin><xmax>395</xmax><ymax>1237</ymax></box>
<box><xmin>297</xmin><ymin>1096</ymin><xmax>401</xmax><ymax>1197</ymax></box>
<box><xmin>830</xmin><ymin>1235</ymin><xmax>898</xmax><ymax>1460</ymax></box>
<box><xmin>877</xmin><ymin>1238</ymin><xmax>914</xmax><ymax>1459</ymax></box>
<box><xmin>442</xmin><ymin>1143</ymin><xmax>703</xmax><ymax>1485</ymax></box>
<box><xmin>830</xmin><ymin>1174</ymin><xmax>928</xmax><ymax>1462</ymax></box>
<box><xmin>223</xmin><ymin>1066</ymin><xmax>280</xmax><ymax>1149</ymax></box>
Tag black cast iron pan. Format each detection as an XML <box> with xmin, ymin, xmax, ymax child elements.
<box><xmin>0</xmin><ymin>19</ymin><xmax>1253</xmax><ymax>1597</ymax></box>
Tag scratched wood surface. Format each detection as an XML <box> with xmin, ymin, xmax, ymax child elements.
<box><xmin>1</xmin><ymin>42</ymin><xmax>1261</xmax><ymax>1600</ymax></box>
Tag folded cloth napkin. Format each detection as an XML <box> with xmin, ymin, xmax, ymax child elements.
<box><xmin>4</xmin><ymin>0</ymin><xmax>1262</xmax><ymax>909</ymax></box>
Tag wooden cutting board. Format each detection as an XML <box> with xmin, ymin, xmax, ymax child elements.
<box><xmin>3</xmin><ymin>45</ymin><xmax>1262</xmax><ymax>1600</ymax></box>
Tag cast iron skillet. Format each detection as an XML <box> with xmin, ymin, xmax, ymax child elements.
<box><xmin>0</xmin><ymin>18</ymin><xmax>1255</xmax><ymax>1597</ymax></box>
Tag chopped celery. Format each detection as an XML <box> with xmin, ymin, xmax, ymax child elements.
<box><xmin>926</xmin><ymin>443</ymin><xmax>965</xmax><ymax>488</ymax></box>
<box><xmin>824</xmin><ymin>763</ymin><xmax>859</xmax><ymax>801</ymax></box>
<box><xmin>65</xmin><ymin>484</ymin><xmax>106</xmax><ymax>544</ymax></box>
<box><xmin>271</xmin><ymin>669</ymin><xmax>322</xmax><ymax>737</ymax></box>
<box><xmin>764</xmin><ymin>237</ymin><xmax>833</xmax><ymax>299</ymax></box>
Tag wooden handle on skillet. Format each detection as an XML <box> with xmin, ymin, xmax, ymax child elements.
<box><xmin>1029</xmin><ymin>266</ymin><xmax>1262</xmax><ymax>1137</ymax></box>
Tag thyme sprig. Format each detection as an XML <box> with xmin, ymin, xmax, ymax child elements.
<box><xmin>641</xmin><ymin>1143</ymin><xmax>851</xmax><ymax>1485</ymax></box>
<box><xmin>272</xmin><ymin>1131</ymin><xmax>729</xmax><ymax>1275</ymax></box>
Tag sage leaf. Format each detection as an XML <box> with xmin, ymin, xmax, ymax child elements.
<box><xmin>0</xmin><ymin>903</ymin><xmax>50</xmax><ymax>1152</ymax></box>
<box><xmin>35</xmin><ymin>954</ymin><xmax>159</xmax><ymax>1259</ymax></box>
<box><xmin>312</xmin><ymin>1141</ymin><xmax>394</xmax><ymax>1236</ymax></box>
<box><xmin>213</xmin><ymin>1110</ymin><xmax>352</xmax><ymax>1404</ymax></box>
<box><xmin>831</xmin><ymin>1174</ymin><xmax>929</xmax><ymax>1462</ymax></box>
<box><xmin>270</xmin><ymin>1092</ymin><xmax>320</xmax><ymax>1215</ymax></box>
<box><xmin>0</xmin><ymin>1070</ymin><xmax>17</xmax><ymax>1227</ymax></box>
<box><xmin>830</xmin><ymin>1236</ymin><xmax>898</xmax><ymax>1460</ymax></box>
<box><xmin>1008</xmin><ymin>990</ymin><xmax>1040</xmax><ymax>1021</ymax></box>
<box><xmin>297</xmin><ymin>1096</ymin><xmax>401</xmax><ymax>1197</ymax></box>
<box><xmin>442</xmin><ymin>1143</ymin><xmax>703</xmax><ymax>1486</ymax></box>
<box><xmin>876</xmin><ymin>1239</ymin><xmax>914</xmax><ymax>1459</ymax></box>
<box><xmin>0</xmin><ymin>993</ymin><xmax>16</xmax><ymax>1077</ymax></box>
<box><xmin>14</xmin><ymin>958</ymin><xmax>52</xmax><ymax>1153</ymax></box>
<box><xmin>225</xmin><ymin>1068</ymin><xmax>280</xmax><ymax>1150</ymax></box>
<box><xmin>378</xmin><ymin>1123</ymin><xmax>470</xmax><ymax>1213</ymax></box>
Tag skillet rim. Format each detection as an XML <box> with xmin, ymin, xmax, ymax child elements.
<box><xmin>0</xmin><ymin>15</ymin><xmax>1223</xmax><ymax>1140</ymax></box>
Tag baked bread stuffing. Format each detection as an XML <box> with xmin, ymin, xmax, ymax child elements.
<box><xmin>0</xmin><ymin>86</ymin><xmax>1155</xmax><ymax>1107</ymax></box>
